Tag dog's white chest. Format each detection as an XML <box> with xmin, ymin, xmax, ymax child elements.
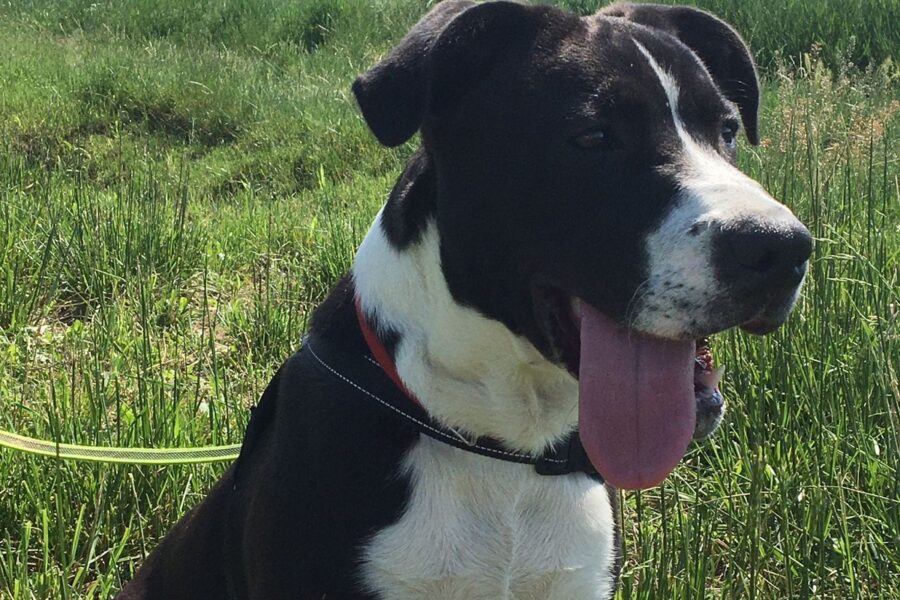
<box><xmin>360</xmin><ymin>438</ymin><xmax>618</xmax><ymax>600</ymax></box>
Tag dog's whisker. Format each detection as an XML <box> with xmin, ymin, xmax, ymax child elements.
<box><xmin>624</xmin><ymin>278</ymin><xmax>652</xmax><ymax>329</ymax></box>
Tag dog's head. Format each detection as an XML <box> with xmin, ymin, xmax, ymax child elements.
<box><xmin>353</xmin><ymin>1</ymin><xmax>811</xmax><ymax>488</ymax></box>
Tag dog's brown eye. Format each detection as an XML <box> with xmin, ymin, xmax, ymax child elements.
<box><xmin>721</xmin><ymin>121</ymin><xmax>738</xmax><ymax>148</ymax></box>
<box><xmin>572</xmin><ymin>130</ymin><xmax>610</xmax><ymax>150</ymax></box>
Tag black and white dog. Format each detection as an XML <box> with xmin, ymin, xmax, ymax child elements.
<box><xmin>117</xmin><ymin>2</ymin><xmax>811</xmax><ymax>598</ymax></box>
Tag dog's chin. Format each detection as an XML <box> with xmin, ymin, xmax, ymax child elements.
<box><xmin>738</xmin><ymin>288</ymin><xmax>802</xmax><ymax>335</ymax></box>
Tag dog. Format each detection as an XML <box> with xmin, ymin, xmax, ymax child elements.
<box><xmin>117</xmin><ymin>2</ymin><xmax>811</xmax><ymax>598</ymax></box>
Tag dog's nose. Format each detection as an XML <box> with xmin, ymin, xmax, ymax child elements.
<box><xmin>714</xmin><ymin>220</ymin><xmax>813</xmax><ymax>292</ymax></box>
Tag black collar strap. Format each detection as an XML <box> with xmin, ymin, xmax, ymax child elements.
<box><xmin>300</xmin><ymin>309</ymin><xmax>600</xmax><ymax>479</ymax></box>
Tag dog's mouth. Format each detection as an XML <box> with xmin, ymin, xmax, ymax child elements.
<box><xmin>532</xmin><ymin>286</ymin><xmax>723</xmax><ymax>490</ymax></box>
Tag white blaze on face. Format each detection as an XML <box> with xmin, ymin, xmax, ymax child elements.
<box><xmin>629</xmin><ymin>40</ymin><xmax>800</xmax><ymax>338</ymax></box>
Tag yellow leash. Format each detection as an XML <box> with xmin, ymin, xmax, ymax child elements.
<box><xmin>0</xmin><ymin>429</ymin><xmax>241</xmax><ymax>465</ymax></box>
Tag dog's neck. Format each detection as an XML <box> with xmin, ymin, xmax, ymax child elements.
<box><xmin>352</xmin><ymin>155</ymin><xmax>578</xmax><ymax>454</ymax></box>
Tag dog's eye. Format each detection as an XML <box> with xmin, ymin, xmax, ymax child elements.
<box><xmin>721</xmin><ymin>121</ymin><xmax>739</xmax><ymax>149</ymax></box>
<box><xmin>572</xmin><ymin>129</ymin><xmax>611</xmax><ymax>150</ymax></box>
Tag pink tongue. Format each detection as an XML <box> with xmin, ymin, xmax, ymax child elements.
<box><xmin>578</xmin><ymin>303</ymin><xmax>695</xmax><ymax>490</ymax></box>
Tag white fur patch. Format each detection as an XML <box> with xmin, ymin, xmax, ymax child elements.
<box><xmin>360</xmin><ymin>437</ymin><xmax>617</xmax><ymax>599</ymax></box>
<box><xmin>353</xmin><ymin>214</ymin><xmax>578</xmax><ymax>454</ymax></box>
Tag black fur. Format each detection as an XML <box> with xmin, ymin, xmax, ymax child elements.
<box><xmin>379</xmin><ymin>147</ymin><xmax>436</xmax><ymax>250</ymax></box>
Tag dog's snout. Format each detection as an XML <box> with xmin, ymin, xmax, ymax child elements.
<box><xmin>714</xmin><ymin>220</ymin><xmax>812</xmax><ymax>291</ymax></box>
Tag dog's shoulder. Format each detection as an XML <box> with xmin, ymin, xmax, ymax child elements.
<box><xmin>225</xmin><ymin>277</ymin><xmax>420</xmax><ymax>596</ymax></box>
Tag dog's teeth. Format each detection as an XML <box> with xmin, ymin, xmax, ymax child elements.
<box><xmin>695</xmin><ymin>365</ymin><xmax>725</xmax><ymax>389</ymax></box>
<box><xmin>709</xmin><ymin>365</ymin><xmax>725</xmax><ymax>387</ymax></box>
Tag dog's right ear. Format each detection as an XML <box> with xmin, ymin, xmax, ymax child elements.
<box><xmin>600</xmin><ymin>3</ymin><xmax>761</xmax><ymax>144</ymax></box>
<box><xmin>352</xmin><ymin>0</ymin><xmax>543</xmax><ymax>147</ymax></box>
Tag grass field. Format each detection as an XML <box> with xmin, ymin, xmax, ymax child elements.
<box><xmin>0</xmin><ymin>0</ymin><xmax>897</xmax><ymax>598</ymax></box>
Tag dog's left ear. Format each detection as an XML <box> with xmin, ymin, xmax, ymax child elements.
<box><xmin>602</xmin><ymin>3</ymin><xmax>761</xmax><ymax>144</ymax></box>
<box><xmin>353</xmin><ymin>0</ymin><xmax>546</xmax><ymax>147</ymax></box>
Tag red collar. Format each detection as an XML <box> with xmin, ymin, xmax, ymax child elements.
<box><xmin>350</xmin><ymin>295</ymin><xmax>598</xmax><ymax>478</ymax></box>
<box><xmin>355</xmin><ymin>298</ymin><xmax>419</xmax><ymax>404</ymax></box>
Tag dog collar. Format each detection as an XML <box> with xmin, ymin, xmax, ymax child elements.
<box><xmin>299</xmin><ymin>299</ymin><xmax>599</xmax><ymax>478</ymax></box>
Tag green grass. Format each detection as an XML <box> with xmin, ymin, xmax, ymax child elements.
<box><xmin>0</xmin><ymin>1</ymin><xmax>897</xmax><ymax>598</ymax></box>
